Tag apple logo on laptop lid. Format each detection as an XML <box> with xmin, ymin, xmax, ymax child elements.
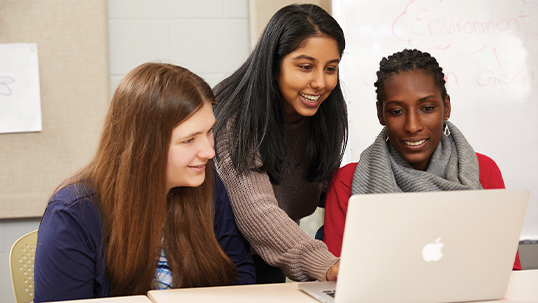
<box><xmin>422</xmin><ymin>237</ymin><xmax>444</xmax><ymax>262</ymax></box>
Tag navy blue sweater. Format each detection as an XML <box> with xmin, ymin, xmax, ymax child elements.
<box><xmin>34</xmin><ymin>174</ymin><xmax>255</xmax><ymax>301</ymax></box>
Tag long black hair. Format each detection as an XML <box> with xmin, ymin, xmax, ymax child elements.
<box><xmin>213</xmin><ymin>3</ymin><xmax>347</xmax><ymax>183</ymax></box>
<box><xmin>374</xmin><ymin>49</ymin><xmax>447</xmax><ymax>105</ymax></box>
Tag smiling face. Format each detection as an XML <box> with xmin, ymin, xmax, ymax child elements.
<box><xmin>166</xmin><ymin>102</ymin><xmax>216</xmax><ymax>192</ymax></box>
<box><xmin>276</xmin><ymin>35</ymin><xmax>341</xmax><ymax>122</ymax></box>
<box><xmin>377</xmin><ymin>70</ymin><xmax>451</xmax><ymax>171</ymax></box>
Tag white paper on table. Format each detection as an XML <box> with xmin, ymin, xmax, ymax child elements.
<box><xmin>0</xmin><ymin>43</ymin><xmax>42</xmax><ymax>134</ymax></box>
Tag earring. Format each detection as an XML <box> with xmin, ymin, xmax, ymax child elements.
<box><xmin>384</xmin><ymin>133</ymin><xmax>389</xmax><ymax>142</ymax></box>
<box><xmin>444</xmin><ymin>123</ymin><xmax>451</xmax><ymax>137</ymax></box>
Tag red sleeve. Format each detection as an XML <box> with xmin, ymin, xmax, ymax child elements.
<box><xmin>512</xmin><ymin>252</ymin><xmax>522</xmax><ymax>270</ymax></box>
<box><xmin>476</xmin><ymin>153</ymin><xmax>521</xmax><ymax>270</ymax></box>
<box><xmin>476</xmin><ymin>153</ymin><xmax>505</xmax><ymax>190</ymax></box>
<box><xmin>324</xmin><ymin>162</ymin><xmax>357</xmax><ymax>257</ymax></box>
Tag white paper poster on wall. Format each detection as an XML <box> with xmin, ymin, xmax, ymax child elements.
<box><xmin>0</xmin><ymin>43</ymin><xmax>42</xmax><ymax>134</ymax></box>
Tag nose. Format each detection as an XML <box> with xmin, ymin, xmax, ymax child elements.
<box><xmin>404</xmin><ymin>111</ymin><xmax>423</xmax><ymax>134</ymax></box>
<box><xmin>310</xmin><ymin>69</ymin><xmax>326</xmax><ymax>90</ymax></box>
<box><xmin>198</xmin><ymin>134</ymin><xmax>215</xmax><ymax>160</ymax></box>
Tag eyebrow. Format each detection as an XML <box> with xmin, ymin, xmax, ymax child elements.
<box><xmin>417</xmin><ymin>95</ymin><xmax>437</xmax><ymax>102</ymax></box>
<box><xmin>176</xmin><ymin>121</ymin><xmax>216</xmax><ymax>141</ymax></box>
<box><xmin>291</xmin><ymin>54</ymin><xmax>340</xmax><ymax>64</ymax></box>
<box><xmin>385</xmin><ymin>95</ymin><xmax>438</xmax><ymax>105</ymax></box>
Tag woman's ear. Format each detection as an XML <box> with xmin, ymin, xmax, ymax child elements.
<box><xmin>443</xmin><ymin>95</ymin><xmax>451</xmax><ymax>120</ymax></box>
<box><xmin>376</xmin><ymin>101</ymin><xmax>386</xmax><ymax>125</ymax></box>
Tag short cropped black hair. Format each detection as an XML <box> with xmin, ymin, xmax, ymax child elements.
<box><xmin>374</xmin><ymin>49</ymin><xmax>447</xmax><ymax>104</ymax></box>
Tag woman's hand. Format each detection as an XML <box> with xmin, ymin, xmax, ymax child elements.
<box><xmin>326</xmin><ymin>260</ymin><xmax>340</xmax><ymax>281</ymax></box>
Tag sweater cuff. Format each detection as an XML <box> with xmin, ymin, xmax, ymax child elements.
<box><xmin>303</xmin><ymin>246</ymin><xmax>339</xmax><ymax>281</ymax></box>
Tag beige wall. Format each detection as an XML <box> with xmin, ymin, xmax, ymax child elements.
<box><xmin>0</xmin><ymin>0</ymin><xmax>109</xmax><ymax>219</ymax></box>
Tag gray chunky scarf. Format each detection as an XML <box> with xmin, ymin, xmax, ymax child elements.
<box><xmin>351</xmin><ymin>121</ymin><xmax>483</xmax><ymax>195</ymax></box>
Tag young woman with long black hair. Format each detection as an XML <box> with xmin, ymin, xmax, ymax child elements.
<box><xmin>213</xmin><ymin>4</ymin><xmax>348</xmax><ymax>283</ymax></box>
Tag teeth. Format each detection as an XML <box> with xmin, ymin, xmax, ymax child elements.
<box><xmin>405</xmin><ymin>139</ymin><xmax>426</xmax><ymax>146</ymax></box>
<box><xmin>299</xmin><ymin>93</ymin><xmax>321</xmax><ymax>102</ymax></box>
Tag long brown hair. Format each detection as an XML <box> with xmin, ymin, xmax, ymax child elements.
<box><xmin>60</xmin><ymin>63</ymin><xmax>237</xmax><ymax>295</ymax></box>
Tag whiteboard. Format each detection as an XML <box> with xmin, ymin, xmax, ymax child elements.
<box><xmin>333</xmin><ymin>0</ymin><xmax>538</xmax><ymax>240</ymax></box>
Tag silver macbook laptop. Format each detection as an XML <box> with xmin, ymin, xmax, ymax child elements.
<box><xmin>299</xmin><ymin>189</ymin><xmax>529</xmax><ymax>303</ymax></box>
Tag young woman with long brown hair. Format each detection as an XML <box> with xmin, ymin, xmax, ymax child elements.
<box><xmin>34</xmin><ymin>63</ymin><xmax>255</xmax><ymax>301</ymax></box>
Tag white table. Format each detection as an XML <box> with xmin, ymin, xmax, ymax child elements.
<box><xmin>148</xmin><ymin>282</ymin><xmax>316</xmax><ymax>303</ymax></box>
<box><xmin>147</xmin><ymin>270</ymin><xmax>538</xmax><ymax>303</ymax></box>
<box><xmin>47</xmin><ymin>295</ymin><xmax>152</xmax><ymax>303</ymax></box>
<box><xmin>498</xmin><ymin>269</ymin><xmax>538</xmax><ymax>302</ymax></box>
